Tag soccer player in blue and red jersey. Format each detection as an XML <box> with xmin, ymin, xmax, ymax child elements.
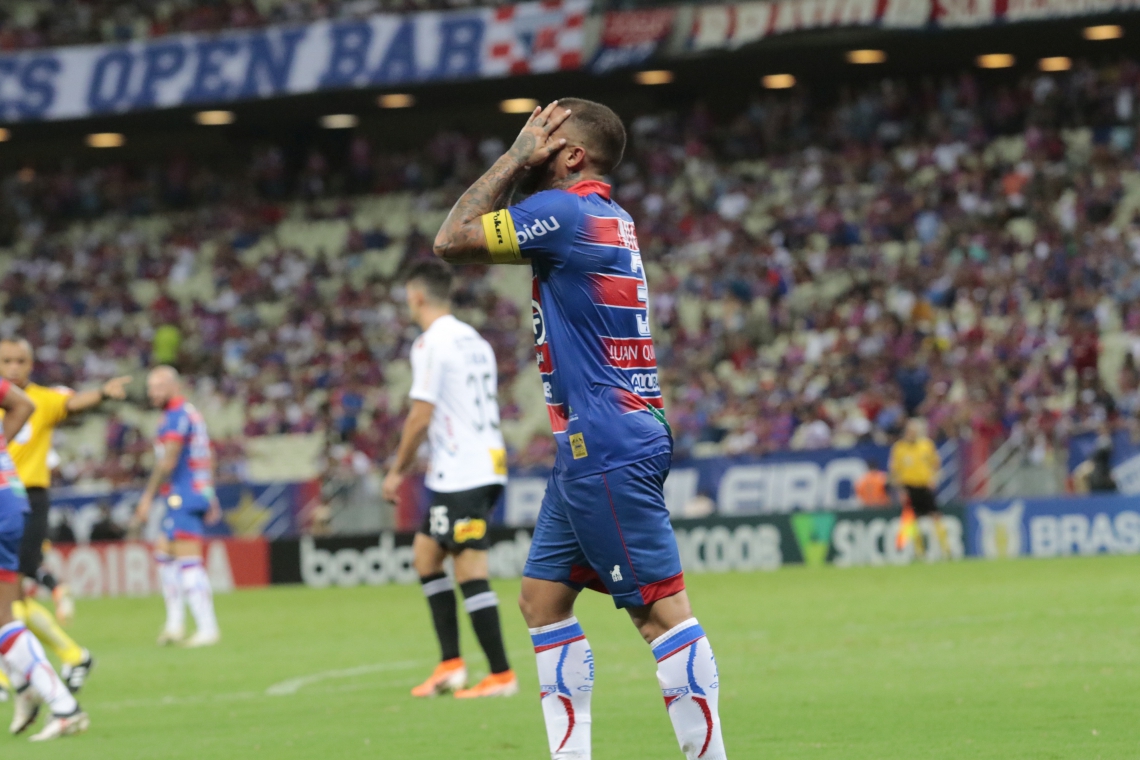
<box><xmin>435</xmin><ymin>100</ymin><xmax>727</xmax><ymax>760</ymax></box>
<box><xmin>131</xmin><ymin>366</ymin><xmax>221</xmax><ymax>648</ymax></box>
<box><xmin>0</xmin><ymin>378</ymin><xmax>90</xmax><ymax>741</ymax></box>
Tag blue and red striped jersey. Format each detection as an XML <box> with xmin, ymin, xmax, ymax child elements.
<box><xmin>155</xmin><ymin>396</ymin><xmax>215</xmax><ymax>499</ymax></box>
<box><xmin>486</xmin><ymin>180</ymin><xmax>671</xmax><ymax>478</ymax></box>
<box><xmin>0</xmin><ymin>379</ymin><xmax>26</xmax><ymax>499</ymax></box>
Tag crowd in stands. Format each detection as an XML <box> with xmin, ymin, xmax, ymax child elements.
<box><xmin>3</xmin><ymin>56</ymin><xmax>1140</xmax><ymax>487</ymax></box>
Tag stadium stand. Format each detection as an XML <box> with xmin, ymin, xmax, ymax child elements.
<box><xmin>2</xmin><ymin>58</ymin><xmax>1139</xmax><ymax>489</ymax></box>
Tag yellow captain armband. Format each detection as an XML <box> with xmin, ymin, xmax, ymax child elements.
<box><xmin>481</xmin><ymin>209</ymin><xmax>522</xmax><ymax>263</ymax></box>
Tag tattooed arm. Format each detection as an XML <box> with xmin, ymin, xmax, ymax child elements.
<box><xmin>433</xmin><ymin>101</ymin><xmax>571</xmax><ymax>265</ymax></box>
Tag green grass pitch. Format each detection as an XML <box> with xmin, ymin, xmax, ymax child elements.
<box><xmin>4</xmin><ymin>555</ymin><xmax>1137</xmax><ymax>759</ymax></box>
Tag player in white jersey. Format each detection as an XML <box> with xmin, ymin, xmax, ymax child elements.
<box><xmin>382</xmin><ymin>259</ymin><xmax>517</xmax><ymax>699</ymax></box>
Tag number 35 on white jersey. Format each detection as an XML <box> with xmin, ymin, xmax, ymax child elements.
<box><xmin>409</xmin><ymin>314</ymin><xmax>508</xmax><ymax>493</ymax></box>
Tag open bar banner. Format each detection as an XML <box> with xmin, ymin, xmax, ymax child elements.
<box><xmin>0</xmin><ymin>0</ymin><xmax>587</xmax><ymax>123</ymax></box>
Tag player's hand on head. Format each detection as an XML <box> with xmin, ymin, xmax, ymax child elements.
<box><xmin>102</xmin><ymin>375</ymin><xmax>131</xmax><ymax>400</ymax></box>
<box><xmin>508</xmin><ymin>101</ymin><xmax>571</xmax><ymax>168</ymax></box>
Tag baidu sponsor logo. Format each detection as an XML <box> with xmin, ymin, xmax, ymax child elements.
<box><xmin>515</xmin><ymin>215</ymin><xmax>561</xmax><ymax>244</ymax></box>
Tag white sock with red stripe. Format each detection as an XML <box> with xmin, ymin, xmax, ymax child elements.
<box><xmin>0</xmin><ymin>622</ymin><xmax>79</xmax><ymax>716</ymax></box>
<box><xmin>156</xmin><ymin>553</ymin><xmax>185</xmax><ymax>634</ymax></box>
<box><xmin>529</xmin><ymin>617</ymin><xmax>593</xmax><ymax>759</ymax></box>
<box><xmin>180</xmin><ymin>558</ymin><xmax>218</xmax><ymax>637</ymax></box>
<box><xmin>652</xmin><ymin>619</ymin><xmax>726</xmax><ymax>760</ymax></box>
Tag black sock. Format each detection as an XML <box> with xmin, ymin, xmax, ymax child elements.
<box><xmin>460</xmin><ymin>579</ymin><xmax>510</xmax><ymax>674</ymax></box>
<box><xmin>36</xmin><ymin>569</ymin><xmax>58</xmax><ymax>592</ymax></box>
<box><xmin>420</xmin><ymin>573</ymin><xmax>460</xmax><ymax>662</ymax></box>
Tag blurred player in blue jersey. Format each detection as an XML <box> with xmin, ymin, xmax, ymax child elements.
<box><xmin>0</xmin><ymin>378</ymin><xmax>90</xmax><ymax>741</ymax></box>
<box><xmin>130</xmin><ymin>367</ymin><xmax>221</xmax><ymax>648</ymax></box>
<box><xmin>435</xmin><ymin>100</ymin><xmax>727</xmax><ymax>760</ymax></box>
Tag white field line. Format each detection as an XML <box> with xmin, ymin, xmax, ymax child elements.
<box><xmin>95</xmin><ymin>660</ymin><xmax>424</xmax><ymax>710</ymax></box>
<box><xmin>265</xmin><ymin>660</ymin><xmax>423</xmax><ymax>696</ymax></box>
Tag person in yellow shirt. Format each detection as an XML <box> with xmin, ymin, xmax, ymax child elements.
<box><xmin>889</xmin><ymin>418</ymin><xmax>950</xmax><ymax>558</ymax></box>
<box><xmin>0</xmin><ymin>339</ymin><xmax>130</xmax><ymax>695</ymax></box>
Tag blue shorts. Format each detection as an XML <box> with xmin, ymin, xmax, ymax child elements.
<box><xmin>524</xmin><ymin>453</ymin><xmax>684</xmax><ymax>609</ymax></box>
<box><xmin>0</xmin><ymin>490</ymin><xmax>28</xmax><ymax>582</ymax></box>
<box><xmin>161</xmin><ymin>493</ymin><xmax>209</xmax><ymax>541</ymax></box>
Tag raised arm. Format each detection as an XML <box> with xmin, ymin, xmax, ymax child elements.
<box><xmin>66</xmin><ymin>375</ymin><xmax>131</xmax><ymax>414</ymax></box>
<box><xmin>433</xmin><ymin>101</ymin><xmax>570</xmax><ymax>265</ymax></box>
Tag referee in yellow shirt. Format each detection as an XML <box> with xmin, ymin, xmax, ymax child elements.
<box><xmin>0</xmin><ymin>338</ymin><xmax>129</xmax><ymax>694</ymax></box>
<box><xmin>889</xmin><ymin>418</ymin><xmax>950</xmax><ymax>558</ymax></box>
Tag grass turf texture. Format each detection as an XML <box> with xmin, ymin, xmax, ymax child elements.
<box><xmin>3</xmin><ymin>555</ymin><xmax>1136</xmax><ymax>759</ymax></box>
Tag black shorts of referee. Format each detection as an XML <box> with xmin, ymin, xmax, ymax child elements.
<box><xmin>904</xmin><ymin>485</ymin><xmax>939</xmax><ymax>518</ymax></box>
<box><xmin>19</xmin><ymin>486</ymin><xmax>51</xmax><ymax>578</ymax></box>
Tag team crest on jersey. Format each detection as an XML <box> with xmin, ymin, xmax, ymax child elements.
<box><xmin>532</xmin><ymin>280</ymin><xmax>555</xmax><ymax>374</ymax></box>
<box><xmin>532</xmin><ymin>299</ymin><xmax>546</xmax><ymax>346</ymax></box>
<box><xmin>454</xmin><ymin>518</ymin><xmax>487</xmax><ymax>543</ymax></box>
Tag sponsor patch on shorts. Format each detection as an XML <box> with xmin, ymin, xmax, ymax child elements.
<box><xmin>454</xmin><ymin>518</ymin><xmax>487</xmax><ymax>544</ymax></box>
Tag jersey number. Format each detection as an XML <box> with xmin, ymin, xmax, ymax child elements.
<box><xmin>467</xmin><ymin>372</ymin><xmax>500</xmax><ymax>432</ymax></box>
<box><xmin>429</xmin><ymin>506</ymin><xmax>450</xmax><ymax>536</ymax></box>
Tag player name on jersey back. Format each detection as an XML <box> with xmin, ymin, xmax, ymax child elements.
<box><xmin>410</xmin><ymin>314</ymin><xmax>508</xmax><ymax>493</ymax></box>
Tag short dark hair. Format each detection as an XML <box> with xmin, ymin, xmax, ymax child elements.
<box><xmin>558</xmin><ymin>98</ymin><xmax>626</xmax><ymax>175</ymax></box>
<box><xmin>404</xmin><ymin>258</ymin><xmax>453</xmax><ymax>303</ymax></box>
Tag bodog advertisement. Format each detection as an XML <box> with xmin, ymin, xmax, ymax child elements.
<box><xmin>270</xmin><ymin>507</ymin><xmax>968</xmax><ymax>589</ymax></box>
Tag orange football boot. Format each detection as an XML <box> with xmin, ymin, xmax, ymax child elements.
<box><xmin>411</xmin><ymin>658</ymin><xmax>467</xmax><ymax>697</ymax></box>
<box><xmin>454</xmin><ymin>670</ymin><xmax>519</xmax><ymax>699</ymax></box>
